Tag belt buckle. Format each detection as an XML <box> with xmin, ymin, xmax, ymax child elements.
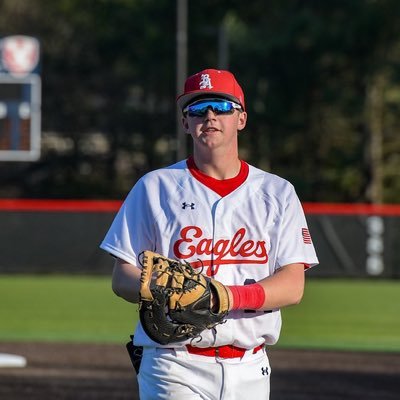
<box><xmin>215</xmin><ymin>347</ymin><xmax>220</xmax><ymax>357</ymax></box>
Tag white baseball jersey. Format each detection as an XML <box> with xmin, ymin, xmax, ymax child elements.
<box><xmin>100</xmin><ymin>159</ymin><xmax>318</xmax><ymax>349</ymax></box>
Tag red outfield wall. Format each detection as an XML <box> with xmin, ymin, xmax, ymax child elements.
<box><xmin>1</xmin><ymin>199</ymin><xmax>399</xmax><ymax>277</ymax></box>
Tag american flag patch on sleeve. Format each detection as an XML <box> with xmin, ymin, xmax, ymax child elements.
<box><xmin>302</xmin><ymin>228</ymin><xmax>312</xmax><ymax>244</ymax></box>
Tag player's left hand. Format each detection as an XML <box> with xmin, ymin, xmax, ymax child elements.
<box><xmin>138</xmin><ymin>250</ymin><xmax>230</xmax><ymax>345</ymax></box>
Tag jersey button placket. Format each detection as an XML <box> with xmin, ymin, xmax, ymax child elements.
<box><xmin>210</xmin><ymin>200</ymin><xmax>222</xmax><ymax>276</ymax></box>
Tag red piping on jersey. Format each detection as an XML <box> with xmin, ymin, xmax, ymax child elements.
<box><xmin>186</xmin><ymin>156</ymin><xmax>249</xmax><ymax>197</ymax></box>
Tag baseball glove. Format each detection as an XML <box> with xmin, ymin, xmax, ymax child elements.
<box><xmin>138</xmin><ymin>250</ymin><xmax>230</xmax><ymax>345</ymax></box>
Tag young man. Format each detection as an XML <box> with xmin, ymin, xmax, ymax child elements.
<box><xmin>100</xmin><ymin>68</ymin><xmax>318</xmax><ymax>399</ymax></box>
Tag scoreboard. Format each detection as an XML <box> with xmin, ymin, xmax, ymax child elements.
<box><xmin>0</xmin><ymin>75</ymin><xmax>41</xmax><ymax>160</ymax></box>
<box><xmin>0</xmin><ymin>36</ymin><xmax>41</xmax><ymax>161</ymax></box>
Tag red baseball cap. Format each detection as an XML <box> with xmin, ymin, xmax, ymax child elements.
<box><xmin>177</xmin><ymin>69</ymin><xmax>245</xmax><ymax>111</ymax></box>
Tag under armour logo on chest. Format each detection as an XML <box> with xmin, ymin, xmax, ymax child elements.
<box><xmin>261</xmin><ymin>366</ymin><xmax>269</xmax><ymax>376</ymax></box>
<box><xmin>182</xmin><ymin>202</ymin><xmax>195</xmax><ymax>210</ymax></box>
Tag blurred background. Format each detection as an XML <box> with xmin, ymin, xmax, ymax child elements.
<box><xmin>0</xmin><ymin>3</ymin><xmax>399</xmax><ymax>398</ymax></box>
<box><xmin>1</xmin><ymin>0</ymin><xmax>400</xmax><ymax>203</ymax></box>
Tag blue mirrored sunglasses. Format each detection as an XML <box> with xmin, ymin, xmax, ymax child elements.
<box><xmin>183</xmin><ymin>98</ymin><xmax>242</xmax><ymax>117</ymax></box>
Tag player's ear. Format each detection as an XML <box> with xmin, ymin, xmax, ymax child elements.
<box><xmin>237</xmin><ymin>111</ymin><xmax>247</xmax><ymax>131</ymax></box>
<box><xmin>181</xmin><ymin>117</ymin><xmax>190</xmax><ymax>134</ymax></box>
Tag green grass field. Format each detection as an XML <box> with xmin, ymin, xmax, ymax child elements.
<box><xmin>278</xmin><ymin>278</ymin><xmax>400</xmax><ymax>352</ymax></box>
<box><xmin>0</xmin><ymin>275</ymin><xmax>135</xmax><ymax>343</ymax></box>
<box><xmin>1</xmin><ymin>275</ymin><xmax>399</xmax><ymax>352</ymax></box>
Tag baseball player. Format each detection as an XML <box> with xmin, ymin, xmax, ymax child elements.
<box><xmin>100</xmin><ymin>68</ymin><xmax>318</xmax><ymax>399</ymax></box>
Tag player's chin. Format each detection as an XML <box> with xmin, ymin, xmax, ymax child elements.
<box><xmin>199</xmin><ymin>134</ymin><xmax>222</xmax><ymax>146</ymax></box>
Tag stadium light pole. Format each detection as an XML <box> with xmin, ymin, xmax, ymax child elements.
<box><xmin>176</xmin><ymin>0</ymin><xmax>188</xmax><ymax>161</ymax></box>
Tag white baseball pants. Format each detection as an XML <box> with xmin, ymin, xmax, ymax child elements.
<box><xmin>137</xmin><ymin>347</ymin><xmax>271</xmax><ymax>399</ymax></box>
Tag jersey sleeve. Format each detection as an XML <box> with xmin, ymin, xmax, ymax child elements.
<box><xmin>100</xmin><ymin>178</ymin><xmax>156</xmax><ymax>266</ymax></box>
<box><xmin>275</xmin><ymin>184</ymin><xmax>319</xmax><ymax>269</ymax></box>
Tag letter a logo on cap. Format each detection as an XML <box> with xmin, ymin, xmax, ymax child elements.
<box><xmin>177</xmin><ymin>68</ymin><xmax>246</xmax><ymax>110</ymax></box>
<box><xmin>199</xmin><ymin>74</ymin><xmax>213</xmax><ymax>89</ymax></box>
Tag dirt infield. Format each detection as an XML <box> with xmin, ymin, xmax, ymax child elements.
<box><xmin>0</xmin><ymin>342</ymin><xmax>399</xmax><ymax>400</ymax></box>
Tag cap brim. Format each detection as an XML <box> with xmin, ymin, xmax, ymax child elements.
<box><xmin>177</xmin><ymin>91</ymin><xmax>242</xmax><ymax>110</ymax></box>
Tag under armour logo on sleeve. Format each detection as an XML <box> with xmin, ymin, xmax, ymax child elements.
<box><xmin>182</xmin><ymin>202</ymin><xmax>195</xmax><ymax>210</ymax></box>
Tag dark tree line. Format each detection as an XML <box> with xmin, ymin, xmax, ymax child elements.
<box><xmin>0</xmin><ymin>0</ymin><xmax>399</xmax><ymax>203</ymax></box>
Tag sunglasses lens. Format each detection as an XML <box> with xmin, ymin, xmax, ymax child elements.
<box><xmin>185</xmin><ymin>100</ymin><xmax>238</xmax><ymax>117</ymax></box>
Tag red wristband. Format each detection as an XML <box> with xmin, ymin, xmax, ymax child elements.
<box><xmin>228</xmin><ymin>283</ymin><xmax>266</xmax><ymax>310</ymax></box>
